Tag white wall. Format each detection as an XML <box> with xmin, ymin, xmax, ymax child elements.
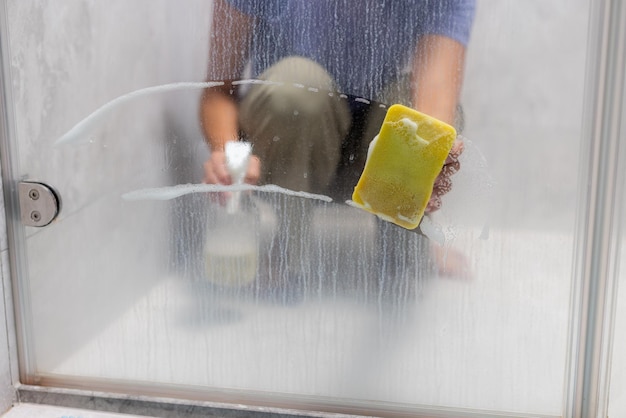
<box><xmin>460</xmin><ymin>0</ymin><xmax>589</xmax><ymax>231</ymax></box>
<box><xmin>1</xmin><ymin>0</ymin><xmax>212</xmax><ymax>375</ymax></box>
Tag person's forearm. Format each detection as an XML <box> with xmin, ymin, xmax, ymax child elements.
<box><xmin>200</xmin><ymin>88</ymin><xmax>240</xmax><ymax>151</ymax></box>
<box><xmin>411</xmin><ymin>35</ymin><xmax>466</xmax><ymax>126</ymax></box>
<box><xmin>201</xmin><ymin>0</ymin><xmax>253</xmax><ymax>151</ymax></box>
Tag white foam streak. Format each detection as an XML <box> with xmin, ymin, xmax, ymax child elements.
<box><xmin>54</xmin><ymin>81</ymin><xmax>225</xmax><ymax>146</ymax></box>
<box><xmin>232</xmin><ymin>79</ymin><xmax>284</xmax><ymax>87</ymax></box>
<box><xmin>418</xmin><ymin>215</ymin><xmax>446</xmax><ymax>245</ymax></box>
<box><xmin>122</xmin><ymin>183</ymin><xmax>333</xmax><ymax>202</ymax></box>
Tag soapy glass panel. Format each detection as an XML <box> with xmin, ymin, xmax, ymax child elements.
<box><xmin>7</xmin><ymin>0</ymin><xmax>588</xmax><ymax>416</ymax></box>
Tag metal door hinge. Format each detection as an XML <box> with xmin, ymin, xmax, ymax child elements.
<box><xmin>18</xmin><ymin>182</ymin><xmax>61</xmax><ymax>227</ymax></box>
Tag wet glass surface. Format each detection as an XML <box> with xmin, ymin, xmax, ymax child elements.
<box><xmin>3</xmin><ymin>0</ymin><xmax>596</xmax><ymax>415</ymax></box>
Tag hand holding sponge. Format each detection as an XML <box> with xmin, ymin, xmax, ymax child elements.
<box><xmin>351</xmin><ymin>104</ymin><xmax>457</xmax><ymax>230</ymax></box>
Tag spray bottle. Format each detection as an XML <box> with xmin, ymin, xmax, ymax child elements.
<box><xmin>204</xmin><ymin>142</ymin><xmax>259</xmax><ymax>287</ymax></box>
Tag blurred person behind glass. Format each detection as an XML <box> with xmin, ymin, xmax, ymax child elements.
<box><xmin>200</xmin><ymin>0</ymin><xmax>476</xmax><ymax>294</ymax></box>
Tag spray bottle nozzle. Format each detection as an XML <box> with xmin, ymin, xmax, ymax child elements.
<box><xmin>225</xmin><ymin>141</ymin><xmax>252</xmax><ymax>213</ymax></box>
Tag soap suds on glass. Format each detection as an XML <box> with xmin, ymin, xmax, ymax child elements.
<box><xmin>54</xmin><ymin>79</ymin><xmax>382</xmax><ymax>148</ymax></box>
<box><xmin>54</xmin><ymin>81</ymin><xmax>225</xmax><ymax>146</ymax></box>
<box><xmin>122</xmin><ymin>183</ymin><xmax>333</xmax><ymax>203</ymax></box>
<box><xmin>54</xmin><ymin>79</ymin><xmax>492</xmax><ymax>246</ymax></box>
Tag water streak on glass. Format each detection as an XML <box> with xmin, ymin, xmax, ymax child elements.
<box><xmin>0</xmin><ymin>0</ymin><xmax>597</xmax><ymax>416</ymax></box>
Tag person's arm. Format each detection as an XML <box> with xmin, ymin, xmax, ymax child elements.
<box><xmin>411</xmin><ymin>34</ymin><xmax>467</xmax><ymax>212</ymax></box>
<box><xmin>201</xmin><ymin>89</ymin><xmax>240</xmax><ymax>153</ymax></box>
<box><xmin>200</xmin><ymin>0</ymin><xmax>260</xmax><ymax>184</ymax></box>
<box><xmin>411</xmin><ymin>34</ymin><xmax>466</xmax><ymax>126</ymax></box>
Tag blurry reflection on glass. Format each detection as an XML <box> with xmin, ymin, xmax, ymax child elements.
<box><xmin>200</xmin><ymin>0</ymin><xmax>476</xmax><ymax>298</ymax></box>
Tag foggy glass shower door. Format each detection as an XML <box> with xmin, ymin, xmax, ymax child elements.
<box><xmin>2</xmin><ymin>0</ymin><xmax>621</xmax><ymax>417</ymax></box>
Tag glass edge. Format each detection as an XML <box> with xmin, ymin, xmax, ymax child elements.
<box><xmin>596</xmin><ymin>4</ymin><xmax>626</xmax><ymax>415</ymax></box>
<box><xmin>0</xmin><ymin>0</ymin><xmax>37</xmax><ymax>384</ymax></box>
<box><xmin>564</xmin><ymin>0</ymin><xmax>626</xmax><ymax>417</ymax></box>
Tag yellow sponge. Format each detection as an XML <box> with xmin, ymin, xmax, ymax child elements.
<box><xmin>351</xmin><ymin>104</ymin><xmax>457</xmax><ymax>229</ymax></box>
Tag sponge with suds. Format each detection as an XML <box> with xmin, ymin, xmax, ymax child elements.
<box><xmin>351</xmin><ymin>104</ymin><xmax>456</xmax><ymax>229</ymax></box>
